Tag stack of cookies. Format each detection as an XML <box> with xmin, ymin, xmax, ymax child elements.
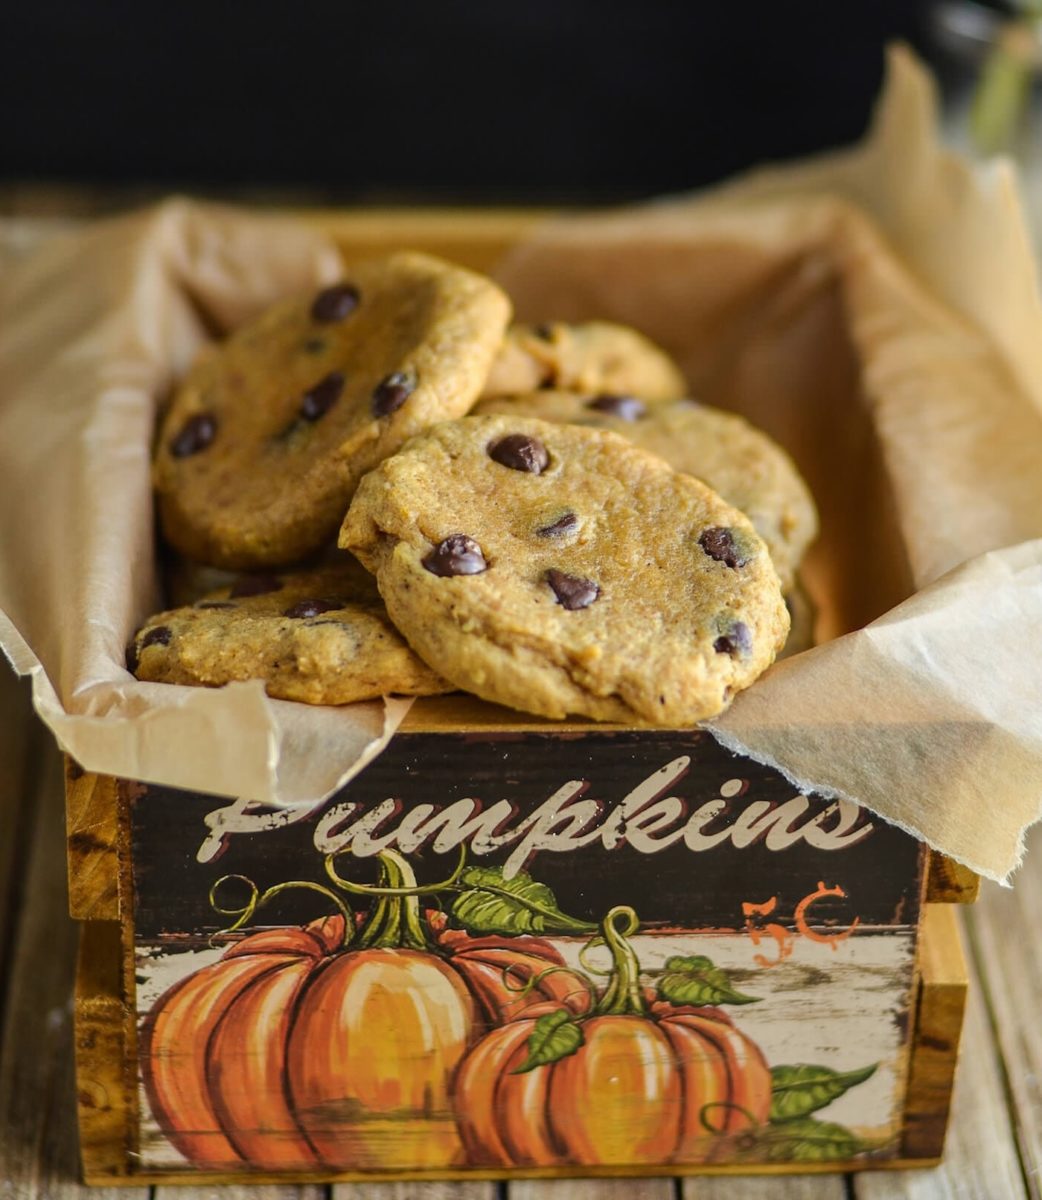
<box><xmin>134</xmin><ymin>251</ymin><xmax>817</xmax><ymax>727</ymax></box>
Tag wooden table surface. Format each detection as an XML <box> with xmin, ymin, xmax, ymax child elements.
<box><xmin>1</xmin><ymin>185</ymin><xmax>1039</xmax><ymax>1199</ymax></box>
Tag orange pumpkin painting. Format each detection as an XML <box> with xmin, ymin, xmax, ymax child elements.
<box><xmin>454</xmin><ymin>908</ymin><xmax>772</xmax><ymax>1167</ymax></box>
<box><xmin>139</xmin><ymin>852</ymin><xmax>883</xmax><ymax>1173</ymax></box>
<box><xmin>139</xmin><ymin>853</ymin><xmax>591</xmax><ymax>1171</ymax></box>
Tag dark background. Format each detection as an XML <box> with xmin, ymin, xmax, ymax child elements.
<box><xmin>0</xmin><ymin>2</ymin><xmax>972</xmax><ymax>205</ymax></box>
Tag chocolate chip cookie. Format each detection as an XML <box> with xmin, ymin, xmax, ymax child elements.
<box><xmin>481</xmin><ymin>321</ymin><xmax>686</xmax><ymax>402</ymax></box>
<box><xmin>340</xmin><ymin>415</ymin><xmax>789</xmax><ymax>725</ymax></box>
<box><xmin>475</xmin><ymin>391</ymin><xmax>817</xmax><ymax>588</ymax></box>
<box><xmin>128</xmin><ymin>564</ymin><xmax>450</xmax><ymax>705</ymax></box>
<box><xmin>154</xmin><ymin>252</ymin><xmax>511</xmax><ymax>569</ymax></box>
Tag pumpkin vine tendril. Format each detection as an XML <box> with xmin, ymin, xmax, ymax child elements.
<box><xmin>590</xmin><ymin>905</ymin><xmax>646</xmax><ymax>1016</ymax></box>
<box><xmin>323</xmin><ymin>846</ymin><xmax>467</xmax><ymax>898</ymax></box>
<box><xmin>699</xmin><ymin>1099</ymin><xmax>763</xmax><ymax>1136</ymax></box>
<box><xmin>500</xmin><ymin>961</ymin><xmax>598</xmax><ymax>1010</ymax></box>
<box><xmin>208</xmin><ymin>874</ymin><xmax>356</xmax><ymax>947</ymax></box>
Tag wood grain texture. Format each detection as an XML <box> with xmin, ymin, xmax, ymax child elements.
<box><xmin>854</xmin><ymin>940</ymin><xmax>1029</xmax><ymax>1199</ymax></box>
<box><xmin>335</xmin><ymin>1184</ymin><xmax>496</xmax><ymax>1200</ymax></box>
<box><xmin>64</xmin><ymin>767</ymin><xmax>121</xmax><ymax>921</ymax></box>
<box><xmin>305</xmin><ymin>207</ymin><xmax>546</xmax><ymax>273</ymax></box>
<box><xmin>75</xmin><ymin>922</ymin><xmax>133</xmax><ymax>1184</ymax></box>
<box><xmin>0</xmin><ymin>741</ymin><xmax>148</xmax><ymax>1198</ymax></box>
<box><xmin>0</xmin><ymin>671</ymin><xmax>38</xmax><ymax>1030</ymax></box>
<box><xmin>925</xmin><ymin>853</ymin><xmax>980</xmax><ymax>905</ymax></box>
<box><xmin>154</xmin><ymin>1186</ymin><xmax>326</xmax><ymax>1199</ymax></box>
<box><xmin>902</xmin><ymin>904</ymin><xmax>969</xmax><ymax>1160</ymax></box>
<box><xmin>683</xmin><ymin>1175</ymin><xmax>846</xmax><ymax>1199</ymax></box>
<box><xmin>965</xmin><ymin>829</ymin><xmax>1042</xmax><ymax>1197</ymax></box>
<box><xmin>512</xmin><ymin>1182</ymin><xmax>672</xmax><ymax>1200</ymax></box>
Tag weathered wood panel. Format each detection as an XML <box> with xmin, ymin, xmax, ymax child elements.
<box><xmin>924</xmin><ymin>854</ymin><xmax>980</xmax><ymax>906</ymax></box>
<box><xmin>335</xmin><ymin>1184</ymin><xmax>496</xmax><ymax>1200</ymax></box>
<box><xmin>512</xmin><ymin>1182</ymin><xmax>671</xmax><ymax>1200</ymax></box>
<box><xmin>65</xmin><ymin>767</ymin><xmax>121</xmax><ymax>921</ymax></box>
<box><xmin>127</xmin><ymin>727</ymin><xmax>924</xmax><ymax>1178</ymax></box>
<box><xmin>902</xmin><ymin>905</ymin><xmax>968</xmax><ymax>1159</ymax></box>
<box><xmin>683</xmin><ymin>1175</ymin><xmax>846</xmax><ymax>1199</ymax></box>
<box><xmin>0</xmin><ymin>742</ymin><xmax>148</xmax><ymax>1198</ymax></box>
<box><xmin>0</xmin><ymin>672</ymin><xmax>38</xmax><ymax>1027</ymax></box>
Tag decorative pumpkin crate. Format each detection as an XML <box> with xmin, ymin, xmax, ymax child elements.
<box><xmin>69</xmin><ymin>696</ymin><xmax>975</xmax><ymax>1185</ymax></box>
<box><xmin>67</xmin><ymin>213</ymin><xmax>976</xmax><ymax>1184</ymax></box>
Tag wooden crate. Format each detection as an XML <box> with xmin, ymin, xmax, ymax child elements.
<box><xmin>68</xmin><ymin>212</ymin><xmax>976</xmax><ymax>1184</ymax></box>
<box><xmin>69</xmin><ymin>701</ymin><xmax>975</xmax><ymax>1185</ymax></box>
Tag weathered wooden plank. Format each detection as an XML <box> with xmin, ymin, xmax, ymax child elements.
<box><xmin>511</xmin><ymin>1181</ymin><xmax>672</xmax><ymax>1200</ymax></box>
<box><xmin>307</xmin><ymin>207</ymin><xmax>544</xmax><ymax>273</ymax></box>
<box><xmin>65</xmin><ymin>767</ymin><xmax>122</xmax><ymax>921</ymax></box>
<box><xmin>964</xmin><ymin>827</ymin><xmax>1042</xmax><ymax>1198</ymax></box>
<box><xmin>0</xmin><ymin>672</ymin><xmax>39</xmax><ymax>1029</ymax></box>
<box><xmin>853</xmin><ymin>924</ymin><xmax>1028</xmax><ymax>1200</ymax></box>
<box><xmin>153</xmin><ymin>1186</ymin><xmax>326</xmax><ymax>1199</ymax></box>
<box><xmin>334</xmin><ymin>1184</ymin><xmax>495</xmax><ymax>1200</ymax></box>
<box><xmin>901</xmin><ymin>905</ymin><xmax>969</xmax><ymax>1159</ymax></box>
<box><xmin>924</xmin><ymin>853</ymin><xmax>980</xmax><ymax>906</ymax></box>
<box><xmin>0</xmin><ymin>739</ymin><xmax>148</xmax><ymax>1198</ymax></box>
<box><xmin>75</xmin><ymin>921</ymin><xmax>134</xmax><ymax>1184</ymax></box>
<box><xmin>153</xmin><ymin>1184</ymin><xmax>326</xmax><ymax>1199</ymax></box>
<box><xmin>683</xmin><ymin>1175</ymin><xmax>846</xmax><ymax>1198</ymax></box>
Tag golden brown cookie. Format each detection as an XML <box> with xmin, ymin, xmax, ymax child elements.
<box><xmin>340</xmin><ymin>415</ymin><xmax>788</xmax><ymax>725</ymax></box>
<box><xmin>154</xmin><ymin>252</ymin><xmax>511</xmax><ymax>569</ymax></box>
<box><xmin>128</xmin><ymin>564</ymin><xmax>450</xmax><ymax>705</ymax></box>
<box><xmin>481</xmin><ymin>321</ymin><xmax>686</xmax><ymax>402</ymax></box>
<box><xmin>475</xmin><ymin>391</ymin><xmax>817</xmax><ymax>589</ymax></box>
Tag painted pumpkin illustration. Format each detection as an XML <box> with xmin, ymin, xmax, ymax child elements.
<box><xmin>454</xmin><ymin>907</ymin><xmax>773</xmax><ymax>1167</ymax></box>
<box><xmin>140</xmin><ymin>854</ymin><xmax>591</xmax><ymax>1171</ymax></box>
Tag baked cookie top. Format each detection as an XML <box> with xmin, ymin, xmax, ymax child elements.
<box><xmin>480</xmin><ymin>321</ymin><xmax>686</xmax><ymax>402</ymax></box>
<box><xmin>475</xmin><ymin>391</ymin><xmax>818</xmax><ymax>589</ymax></box>
<box><xmin>128</xmin><ymin>563</ymin><xmax>450</xmax><ymax>706</ymax></box>
<box><xmin>154</xmin><ymin>252</ymin><xmax>511</xmax><ymax>569</ymax></box>
<box><xmin>340</xmin><ymin>414</ymin><xmax>789</xmax><ymax>725</ymax></box>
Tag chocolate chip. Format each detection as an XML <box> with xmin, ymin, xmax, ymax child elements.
<box><xmin>196</xmin><ymin>601</ymin><xmax>235</xmax><ymax>610</ymax></box>
<box><xmin>311</xmin><ymin>283</ymin><xmax>360</xmax><ymax>323</ymax></box>
<box><xmin>489</xmin><ymin>434</ymin><xmax>549</xmax><ymax>474</ymax></box>
<box><xmin>536</xmin><ymin>512</ymin><xmax>578</xmax><ymax>538</ymax></box>
<box><xmin>714</xmin><ymin>622</ymin><xmax>752</xmax><ymax>657</ymax></box>
<box><xmin>699</xmin><ymin>527</ymin><xmax>748</xmax><ymax>569</ymax></box>
<box><xmin>230</xmin><ymin>574</ymin><xmax>283</xmax><ymax>598</ymax></box>
<box><xmin>586</xmin><ymin>394</ymin><xmax>646</xmax><ymax>421</ymax></box>
<box><xmin>533</xmin><ymin>322</ymin><xmax>556</xmax><ymax>341</ymax></box>
<box><xmin>125</xmin><ymin>642</ymin><xmax>139</xmax><ymax>674</ymax></box>
<box><xmin>283</xmin><ymin>598</ymin><xmax>344</xmax><ymax>618</ymax></box>
<box><xmin>546</xmin><ymin>569</ymin><xmax>599</xmax><ymax>610</ymax></box>
<box><xmin>423</xmin><ymin>534</ymin><xmax>487</xmax><ymax>577</ymax></box>
<box><xmin>169</xmin><ymin>412</ymin><xmax>217</xmax><ymax>457</ymax></box>
<box><xmin>300</xmin><ymin>371</ymin><xmax>344</xmax><ymax>422</ymax></box>
<box><xmin>371</xmin><ymin>371</ymin><xmax>415</xmax><ymax>417</ymax></box>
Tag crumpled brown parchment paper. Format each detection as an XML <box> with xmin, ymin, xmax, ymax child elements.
<box><xmin>1</xmin><ymin>48</ymin><xmax>1040</xmax><ymax>880</ymax></box>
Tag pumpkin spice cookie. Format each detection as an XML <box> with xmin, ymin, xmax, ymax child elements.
<box><xmin>128</xmin><ymin>564</ymin><xmax>450</xmax><ymax>705</ymax></box>
<box><xmin>340</xmin><ymin>415</ymin><xmax>788</xmax><ymax>725</ymax></box>
<box><xmin>154</xmin><ymin>252</ymin><xmax>511</xmax><ymax>569</ymax></box>
<box><xmin>480</xmin><ymin>321</ymin><xmax>686</xmax><ymax>402</ymax></box>
<box><xmin>475</xmin><ymin>391</ymin><xmax>817</xmax><ymax>589</ymax></box>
